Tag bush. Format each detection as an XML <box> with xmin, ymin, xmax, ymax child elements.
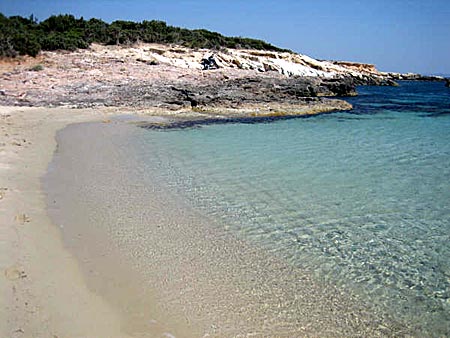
<box><xmin>0</xmin><ymin>13</ymin><xmax>291</xmax><ymax>57</ymax></box>
<box><xmin>11</xmin><ymin>32</ymin><xmax>41</xmax><ymax>56</ymax></box>
<box><xmin>29</xmin><ymin>64</ymin><xmax>43</xmax><ymax>71</ymax></box>
<box><xmin>40</xmin><ymin>30</ymin><xmax>88</xmax><ymax>51</ymax></box>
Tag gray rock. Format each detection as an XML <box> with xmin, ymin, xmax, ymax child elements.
<box><xmin>0</xmin><ymin>70</ymin><xmax>358</xmax><ymax>109</ymax></box>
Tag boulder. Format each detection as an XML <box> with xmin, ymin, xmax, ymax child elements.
<box><xmin>319</xmin><ymin>76</ymin><xmax>357</xmax><ymax>96</ymax></box>
<box><xmin>201</xmin><ymin>55</ymin><xmax>219</xmax><ymax>70</ymax></box>
<box><xmin>262</xmin><ymin>62</ymin><xmax>281</xmax><ymax>73</ymax></box>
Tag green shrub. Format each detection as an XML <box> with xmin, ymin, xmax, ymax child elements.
<box><xmin>0</xmin><ymin>12</ymin><xmax>291</xmax><ymax>58</ymax></box>
<box><xmin>29</xmin><ymin>64</ymin><xmax>43</xmax><ymax>71</ymax></box>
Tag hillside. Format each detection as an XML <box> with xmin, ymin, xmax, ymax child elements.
<box><xmin>0</xmin><ymin>13</ymin><xmax>290</xmax><ymax>58</ymax></box>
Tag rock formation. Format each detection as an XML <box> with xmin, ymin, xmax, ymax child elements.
<box><xmin>107</xmin><ymin>43</ymin><xmax>397</xmax><ymax>85</ymax></box>
<box><xmin>0</xmin><ymin>42</ymin><xmax>443</xmax><ymax>119</ymax></box>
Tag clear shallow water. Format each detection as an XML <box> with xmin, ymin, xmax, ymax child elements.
<box><xmin>138</xmin><ymin>81</ymin><xmax>450</xmax><ymax>335</ymax></box>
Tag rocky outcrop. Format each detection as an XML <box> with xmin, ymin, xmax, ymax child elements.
<box><xmin>445</xmin><ymin>78</ymin><xmax>450</xmax><ymax>87</ymax></box>
<box><xmin>0</xmin><ymin>43</ymin><xmax>360</xmax><ymax>111</ymax></box>
<box><xmin>98</xmin><ymin>76</ymin><xmax>356</xmax><ymax>110</ymax></box>
<box><xmin>332</xmin><ymin>61</ymin><xmax>378</xmax><ymax>74</ymax></box>
<box><xmin>2</xmin><ymin>42</ymin><xmax>440</xmax><ymax>120</ymax></box>
<box><xmin>0</xmin><ymin>50</ymin><xmax>355</xmax><ymax>115</ymax></box>
<box><xmin>77</xmin><ymin>44</ymin><xmax>399</xmax><ymax>86</ymax></box>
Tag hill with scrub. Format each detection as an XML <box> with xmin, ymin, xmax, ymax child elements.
<box><xmin>0</xmin><ymin>13</ymin><xmax>291</xmax><ymax>57</ymax></box>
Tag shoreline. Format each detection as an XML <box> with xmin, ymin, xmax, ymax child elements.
<box><xmin>1</xmin><ymin>105</ymin><xmax>409</xmax><ymax>337</ymax></box>
<box><xmin>44</xmin><ymin>113</ymin><xmax>407</xmax><ymax>336</ymax></box>
<box><xmin>0</xmin><ymin>106</ymin><xmax>343</xmax><ymax>338</ymax></box>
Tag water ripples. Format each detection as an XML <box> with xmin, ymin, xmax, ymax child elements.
<box><xmin>140</xmin><ymin>81</ymin><xmax>450</xmax><ymax>335</ymax></box>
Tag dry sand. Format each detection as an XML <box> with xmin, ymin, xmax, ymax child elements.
<box><xmin>0</xmin><ymin>106</ymin><xmax>134</xmax><ymax>338</ymax></box>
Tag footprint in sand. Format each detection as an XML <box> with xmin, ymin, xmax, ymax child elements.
<box><xmin>15</xmin><ymin>213</ymin><xmax>31</xmax><ymax>224</ymax></box>
<box><xmin>4</xmin><ymin>266</ymin><xmax>27</xmax><ymax>280</ymax></box>
<box><xmin>162</xmin><ymin>333</ymin><xmax>176</xmax><ymax>338</ymax></box>
<box><xmin>0</xmin><ymin>187</ymin><xmax>7</xmax><ymax>200</ymax></box>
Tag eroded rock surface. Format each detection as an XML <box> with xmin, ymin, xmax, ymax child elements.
<box><xmin>0</xmin><ymin>43</ymin><xmax>435</xmax><ymax>117</ymax></box>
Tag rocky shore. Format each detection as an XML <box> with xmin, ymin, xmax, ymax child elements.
<box><xmin>0</xmin><ymin>43</ymin><xmax>444</xmax><ymax>121</ymax></box>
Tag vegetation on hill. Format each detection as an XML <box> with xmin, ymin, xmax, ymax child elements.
<box><xmin>0</xmin><ymin>13</ymin><xmax>290</xmax><ymax>57</ymax></box>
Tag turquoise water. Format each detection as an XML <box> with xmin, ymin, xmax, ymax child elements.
<box><xmin>139</xmin><ymin>81</ymin><xmax>450</xmax><ymax>335</ymax></box>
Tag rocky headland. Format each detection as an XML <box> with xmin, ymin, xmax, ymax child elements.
<box><xmin>0</xmin><ymin>43</ymin><xmax>444</xmax><ymax>122</ymax></box>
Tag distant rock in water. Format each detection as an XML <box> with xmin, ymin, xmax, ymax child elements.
<box><xmin>445</xmin><ymin>78</ymin><xmax>450</xmax><ymax>87</ymax></box>
<box><xmin>385</xmin><ymin>72</ymin><xmax>445</xmax><ymax>82</ymax></box>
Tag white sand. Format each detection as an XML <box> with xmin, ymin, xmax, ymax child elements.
<box><xmin>0</xmin><ymin>106</ymin><xmax>132</xmax><ymax>338</ymax></box>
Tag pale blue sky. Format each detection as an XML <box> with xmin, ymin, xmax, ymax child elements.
<box><xmin>1</xmin><ymin>0</ymin><xmax>449</xmax><ymax>74</ymax></box>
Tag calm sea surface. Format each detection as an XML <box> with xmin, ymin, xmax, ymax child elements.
<box><xmin>137</xmin><ymin>81</ymin><xmax>450</xmax><ymax>334</ymax></box>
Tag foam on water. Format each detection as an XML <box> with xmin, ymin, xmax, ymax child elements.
<box><xmin>136</xmin><ymin>81</ymin><xmax>450</xmax><ymax>335</ymax></box>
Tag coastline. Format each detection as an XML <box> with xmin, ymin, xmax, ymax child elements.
<box><xmin>1</xmin><ymin>44</ymin><xmax>433</xmax><ymax>337</ymax></box>
<box><xmin>1</xmin><ymin>105</ymin><xmax>409</xmax><ymax>337</ymax></box>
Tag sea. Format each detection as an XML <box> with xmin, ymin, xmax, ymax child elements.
<box><xmin>46</xmin><ymin>81</ymin><xmax>450</xmax><ymax>336</ymax></box>
<box><xmin>138</xmin><ymin>81</ymin><xmax>450</xmax><ymax>335</ymax></box>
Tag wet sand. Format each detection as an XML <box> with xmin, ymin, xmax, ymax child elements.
<box><xmin>43</xmin><ymin>117</ymin><xmax>408</xmax><ymax>337</ymax></box>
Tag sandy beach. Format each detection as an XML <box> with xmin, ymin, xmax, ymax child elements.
<box><xmin>0</xmin><ymin>106</ymin><xmax>135</xmax><ymax>338</ymax></box>
<box><xmin>0</xmin><ymin>106</ymin><xmax>196</xmax><ymax>337</ymax></box>
<box><xmin>0</xmin><ymin>105</ymin><xmax>410</xmax><ymax>337</ymax></box>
